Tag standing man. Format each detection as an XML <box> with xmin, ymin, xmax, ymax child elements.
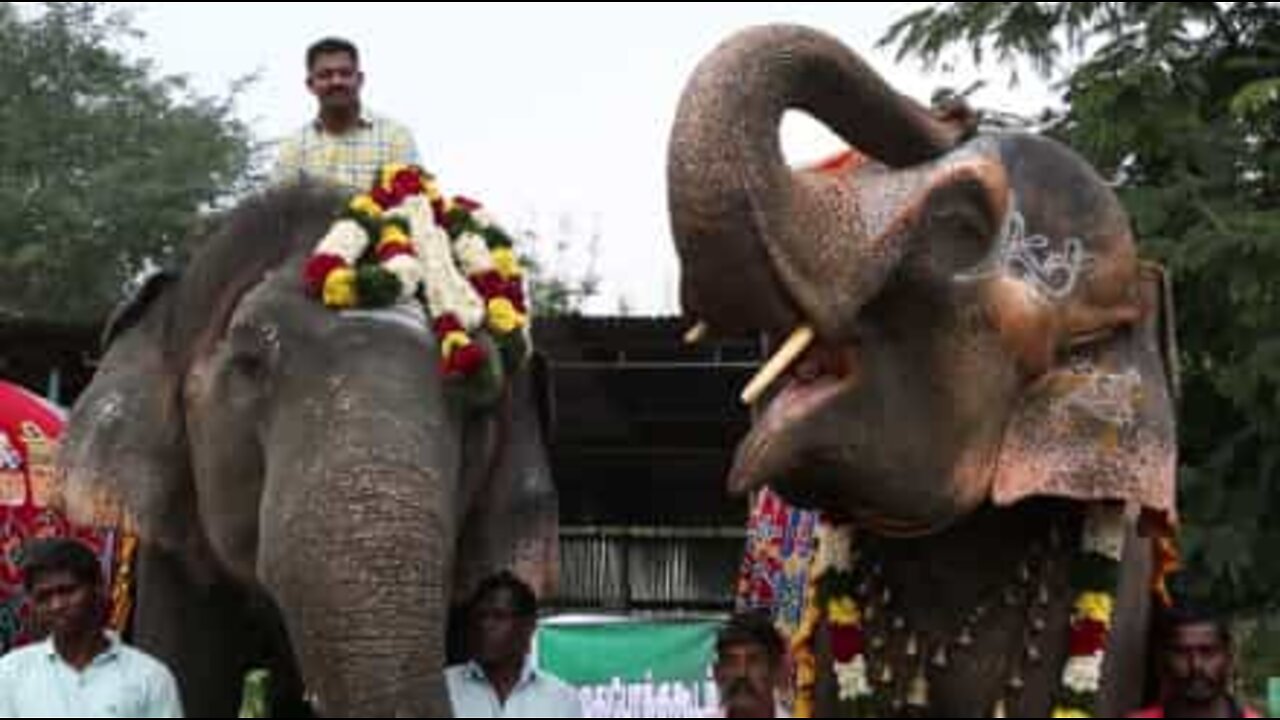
<box><xmin>1128</xmin><ymin>604</ymin><xmax>1262</xmax><ymax>718</ymax></box>
<box><xmin>0</xmin><ymin>538</ymin><xmax>184</xmax><ymax>717</ymax></box>
<box><xmin>272</xmin><ymin>37</ymin><xmax>421</xmax><ymax>190</ymax></box>
<box><xmin>709</xmin><ymin>610</ymin><xmax>788</xmax><ymax>718</ymax></box>
<box><xmin>446</xmin><ymin>571</ymin><xmax>583</xmax><ymax>718</ymax></box>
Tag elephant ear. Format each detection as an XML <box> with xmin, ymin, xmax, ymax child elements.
<box><xmin>56</xmin><ymin>273</ymin><xmax>195</xmax><ymax>550</ymax></box>
<box><xmin>452</xmin><ymin>354</ymin><xmax>559</xmax><ymax>604</ymax></box>
<box><xmin>991</xmin><ymin>262</ymin><xmax>1178</xmax><ymax>526</ymax></box>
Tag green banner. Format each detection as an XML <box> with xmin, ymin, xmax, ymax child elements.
<box><xmin>537</xmin><ymin>619</ymin><xmax>720</xmax><ymax>718</ymax></box>
<box><xmin>1268</xmin><ymin>677</ymin><xmax>1279</xmax><ymax>718</ymax></box>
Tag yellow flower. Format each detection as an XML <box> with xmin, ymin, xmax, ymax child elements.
<box><xmin>322</xmin><ymin>268</ymin><xmax>358</xmax><ymax>309</ymax></box>
<box><xmin>380</xmin><ymin>224</ymin><xmax>410</xmax><ymax>245</ymax></box>
<box><xmin>1051</xmin><ymin>708</ymin><xmax>1091</xmax><ymax>717</ymax></box>
<box><xmin>441</xmin><ymin>331</ymin><xmax>471</xmax><ymax>357</ymax></box>
<box><xmin>487</xmin><ymin>298</ymin><xmax>526</xmax><ymax>335</ymax></box>
<box><xmin>492</xmin><ymin>247</ymin><xmax>522</xmax><ymax>279</ymax></box>
<box><xmin>1075</xmin><ymin>592</ymin><xmax>1115</xmax><ymax>626</ymax></box>
<box><xmin>827</xmin><ymin>597</ymin><xmax>861</xmax><ymax>627</ymax></box>
<box><xmin>349</xmin><ymin>194</ymin><xmax>383</xmax><ymax>220</ymax></box>
<box><xmin>425</xmin><ymin>180</ymin><xmax>444</xmax><ymax>203</ymax></box>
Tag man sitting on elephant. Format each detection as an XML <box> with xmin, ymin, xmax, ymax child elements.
<box><xmin>1128</xmin><ymin>605</ymin><xmax>1262</xmax><ymax>719</ymax></box>
<box><xmin>446</xmin><ymin>571</ymin><xmax>583</xmax><ymax>718</ymax></box>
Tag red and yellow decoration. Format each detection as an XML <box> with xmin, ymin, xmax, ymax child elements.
<box><xmin>303</xmin><ymin>164</ymin><xmax>531</xmax><ymax>394</ymax></box>
<box><xmin>779</xmin><ymin>503</ymin><xmax>1129</xmax><ymax>718</ymax></box>
<box><xmin>0</xmin><ymin>380</ymin><xmax>135</xmax><ymax>652</ymax></box>
<box><xmin>1051</xmin><ymin>504</ymin><xmax>1126</xmax><ymax>718</ymax></box>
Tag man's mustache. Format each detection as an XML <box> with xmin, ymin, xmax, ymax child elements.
<box><xmin>724</xmin><ymin>677</ymin><xmax>762</xmax><ymax>701</ymax></box>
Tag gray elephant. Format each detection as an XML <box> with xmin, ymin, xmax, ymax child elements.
<box><xmin>55</xmin><ymin>182</ymin><xmax>558</xmax><ymax>717</ymax></box>
<box><xmin>668</xmin><ymin>25</ymin><xmax>1179</xmax><ymax>716</ymax></box>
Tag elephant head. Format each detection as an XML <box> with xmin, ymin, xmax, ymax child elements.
<box><xmin>668</xmin><ymin>25</ymin><xmax>1176</xmax><ymax>535</ymax></box>
<box><xmin>55</xmin><ymin>183</ymin><xmax>558</xmax><ymax>717</ymax></box>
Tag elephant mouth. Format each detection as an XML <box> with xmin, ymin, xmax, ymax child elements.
<box><xmin>729</xmin><ymin>339</ymin><xmax>860</xmax><ymax>494</ymax></box>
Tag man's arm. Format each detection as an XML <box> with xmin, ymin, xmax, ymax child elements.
<box><xmin>145</xmin><ymin>663</ymin><xmax>185</xmax><ymax>718</ymax></box>
<box><xmin>389</xmin><ymin>122</ymin><xmax>421</xmax><ymax>166</ymax></box>
<box><xmin>0</xmin><ymin>657</ymin><xmax>16</xmax><ymax>717</ymax></box>
<box><xmin>269</xmin><ymin>134</ymin><xmax>304</xmax><ymax>186</ymax></box>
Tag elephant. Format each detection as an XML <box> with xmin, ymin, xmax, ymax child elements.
<box><xmin>668</xmin><ymin>25</ymin><xmax>1179</xmax><ymax>717</ymax></box>
<box><xmin>54</xmin><ymin>181</ymin><xmax>559</xmax><ymax>717</ymax></box>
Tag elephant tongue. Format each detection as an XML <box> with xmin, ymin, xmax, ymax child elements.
<box><xmin>728</xmin><ymin>343</ymin><xmax>859</xmax><ymax>494</ymax></box>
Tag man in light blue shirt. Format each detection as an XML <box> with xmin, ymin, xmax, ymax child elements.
<box><xmin>0</xmin><ymin>538</ymin><xmax>183</xmax><ymax>718</ymax></box>
<box><xmin>446</xmin><ymin>571</ymin><xmax>583</xmax><ymax>718</ymax></box>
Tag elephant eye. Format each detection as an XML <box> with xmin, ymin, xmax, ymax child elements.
<box><xmin>226</xmin><ymin>322</ymin><xmax>279</xmax><ymax>380</ymax></box>
<box><xmin>921</xmin><ymin>181</ymin><xmax>1002</xmax><ymax>276</ymax></box>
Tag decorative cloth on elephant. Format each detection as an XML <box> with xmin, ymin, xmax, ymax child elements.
<box><xmin>0</xmin><ymin>380</ymin><xmax>133</xmax><ymax>653</ymax></box>
<box><xmin>303</xmin><ymin>164</ymin><xmax>532</xmax><ymax>398</ymax></box>
<box><xmin>737</xmin><ymin>488</ymin><xmax>819</xmax><ymax>633</ymax></box>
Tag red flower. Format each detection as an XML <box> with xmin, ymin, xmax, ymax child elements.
<box><xmin>506</xmin><ymin>281</ymin><xmax>527</xmax><ymax>313</ymax></box>
<box><xmin>453</xmin><ymin>195</ymin><xmax>482</xmax><ymax>212</ymax></box>
<box><xmin>830</xmin><ymin>625</ymin><xmax>865</xmax><ymax>664</ymax></box>
<box><xmin>471</xmin><ymin>271</ymin><xmax>505</xmax><ymax>299</ymax></box>
<box><xmin>371</xmin><ymin>186</ymin><xmax>397</xmax><ymax>209</ymax></box>
<box><xmin>376</xmin><ymin>242</ymin><xmax>415</xmax><ymax>263</ymax></box>
<box><xmin>1069</xmin><ymin>619</ymin><xmax>1109</xmax><ymax>657</ymax></box>
<box><xmin>442</xmin><ymin>342</ymin><xmax>487</xmax><ymax>377</ymax></box>
<box><xmin>391</xmin><ymin>168</ymin><xmax>424</xmax><ymax>199</ymax></box>
<box><xmin>303</xmin><ymin>254</ymin><xmax>347</xmax><ymax>296</ymax></box>
<box><xmin>433</xmin><ymin>314</ymin><xmax>464</xmax><ymax>338</ymax></box>
<box><xmin>430</xmin><ymin>197</ymin><xmax>448</xmax><ymax>226</ymax></box>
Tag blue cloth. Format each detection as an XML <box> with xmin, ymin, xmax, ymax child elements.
<box><xmin>446</xmin><ymin>659</ymin><xmax>583</xmax><ymax>718</ymax></box>
<box><xmin>0</xmin><ymin>633</ymin><xmax>183</xmax><ymax>717</ymax></box>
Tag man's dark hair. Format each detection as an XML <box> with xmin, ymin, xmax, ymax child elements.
<box><xmin>717</xmin><ymin>609</ymin><xmax>786</xmax><ymax>666</ymax></box>
<box><xmin>468</xmin><ymin>571</ymin><xmax>538</xmax><ymax>619</ymax></box>
<box><xmin>1161</xmin><ymin>601</ymin><xmax>1233</xmax><ymax>649</ymax></box>
<box><xmin>307</xmin><ymin>37</ymin><xmax>359</xmax><ymax>71</ymax></box>
<box><xmin>20</xmin><ymin>537</ymin><xmax>102</xmax><ymax>592</ymax></box>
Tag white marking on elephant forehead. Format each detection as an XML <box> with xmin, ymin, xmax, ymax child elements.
<box><xmin>92</xmin><ymin>391</ymin><xmax>126</xmax><ymax>425</ymax></box>
<box><xmin>340</xmin><ymin>302</ymin><xmax>432</xmax><ymax>338</ymax></box>
<box><xmin>956</xmin><ymin>193</ymin><xmax>1093</xmax><ymax>301</ymax></box>
<box><xmin>1056</xmin><ymin>362</ymin><xmax>1143</xmax><ymax>429</ymax></box>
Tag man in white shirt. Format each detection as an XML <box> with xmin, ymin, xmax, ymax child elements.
<box><xmin>446</xmin><ymin>571</ymin><xmax>583</xmax><ymax>718</ymax></box>
<box><xmin>0</xmin><ymin>538</ymin><xmax>183</xmax><ymax>718</ymax></box>
<box><xmin>708</xmin><ymin>610</ymin><xmax>789</xmax><ymax>718</ymax></box>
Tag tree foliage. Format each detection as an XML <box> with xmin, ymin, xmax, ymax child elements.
<box><xmin>885</xmin><ymin>2</ymin><xmax>1280</xmax><ymax>613</ymax></box>
<box><xmin>0</xmin><ymin>2</ymin><xmax>255</xmax><ymax>321</ymax></box>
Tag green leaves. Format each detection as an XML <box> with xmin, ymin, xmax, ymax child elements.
<box><xmin>0</xmin><ymin>2</ymin><xmax>255</xmax><ymax>321</ymax></box>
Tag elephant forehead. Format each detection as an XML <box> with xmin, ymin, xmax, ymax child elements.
<box><xmin>339</xmin><ymin>304</ymin><xmax>434</xmax><ymax>341</ymax></box>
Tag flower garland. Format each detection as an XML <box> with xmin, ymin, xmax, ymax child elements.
<box><xmin>302</xmin><ymin>164</ymin><xmax>530</xmax><ymax>392</ymax></box>
<box><xmin>792</xmin><ymin>504</ymin><xmax>1126</xmax><ymax>717</ymax></box>
<box><xmin>1052</xmin><ymin>504</ymin><xmax>1126</xmax><ymax>718</ymax></box>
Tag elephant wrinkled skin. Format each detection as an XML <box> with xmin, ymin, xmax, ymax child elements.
<box><xmin>55</xmin><ymin>183</ymin><xmax>558</xmax><ymax>718</ymax></box>
<box><xmin>668</xmin><ymin>25</ymin><xmax>1178</xmax><ymax>716</ymax></box>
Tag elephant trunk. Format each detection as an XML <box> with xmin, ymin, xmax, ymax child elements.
<box><xmin>667</xmin><ymin>24</ymin><xmax>977</xmax><ymax>338</ymax></box>
<box><xmin>261</xmin><ymin>457</ymin><xmax>457</xmax><ymax>717</ymax></box>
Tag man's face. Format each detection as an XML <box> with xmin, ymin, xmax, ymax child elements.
<box><xmin>30</xmin><ymin>569</ymin><xmax>100</xmax><ymax>641</ymax></box>
<box><xmin>307</xmin><ymin>51</ymin><xmax>363</xmax><ymax>113</ymax></box>
<box><xmin>714</xmin><ymin>641</ymin><xmax>779</xmax><ymax>718</ymax></box>
<box><xmin>1165</xmin><ymin>622</ymin><xmax>1232</xmax><ymax>704</ymax></box>
<box><xmin>468</xmin><ymin>589</ymin><xmax>534</xmax><ymax>667</ymax></box>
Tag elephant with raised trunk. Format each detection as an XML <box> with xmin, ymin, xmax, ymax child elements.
<box><xmin>669</xmin><ymin>25</ymin><xmax>1178</xmax><ymax>716</ymax></box>
<box><xmin>55</xmin><ymin>182</ymin><xmax>558</xmax><ymax>717</ymax></box>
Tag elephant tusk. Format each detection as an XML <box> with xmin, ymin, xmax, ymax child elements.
<box><xmin>682</xmin><ymin>321</ymin><xmax>709</xmax><ymax>345</ymax></box>
<box><xmin>740</xmin><ymin>325</ymin><xmax>816</xmax><ymax>405</ymax></box>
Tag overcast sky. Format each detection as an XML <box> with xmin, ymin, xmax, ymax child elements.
<box><xmin>107</xmin><ymin>2</ymin><xmax>1055</xmax><ymax>315</ymax></box>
